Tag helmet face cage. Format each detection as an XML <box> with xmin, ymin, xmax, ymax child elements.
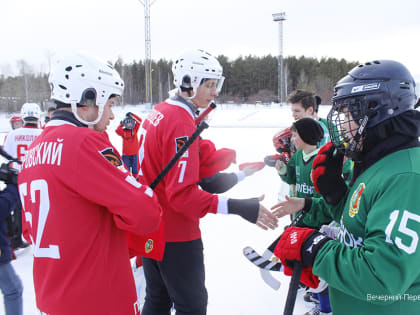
<box><xmin>327</xmin><ymin>97</ymin><xmax>369</xmax><ymax>160</ymax></box>
<box><xmin>273</xmin><ymin>128</ymin><xmax>292</xmax><ymax>154</ymax></box>
<box><xmin>329</xmin><ymin>60</ymin><xmax>417</xmax><ymax>161</ymax></box>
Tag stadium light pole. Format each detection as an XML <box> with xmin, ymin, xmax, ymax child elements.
<box><xmin>272</xmin><ymin>12</ymin><xmax>286</xmax><ymax>104</ymax></box>
<box><xmin>138</xmin><ymin>0</ymin><xmax>157</xmax><ymax>105</ymax></box>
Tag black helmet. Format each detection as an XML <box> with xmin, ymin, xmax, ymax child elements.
<box><xmin>328</xmin><ymin>60</ymin><xmax>417</xmax><ymax>160</ymax></box>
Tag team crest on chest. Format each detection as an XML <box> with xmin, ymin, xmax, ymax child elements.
<box><xmin>175</xmin><ymin>136</ymin><xmax>189</xmax><ymax>157</ymax></box>
<box><xmin>349</xmin><ymin>183</ymin><xmax>365</xmax><ymax>218</ymax></box>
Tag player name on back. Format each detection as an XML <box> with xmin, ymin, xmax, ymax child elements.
<box><xmin>21</xmin><ymin>139</ymin><xmax>63</xmax><ymax>169</ymax></box>
<box><xmin>14</xmin><ymin>134</ymin><xmax>38</xmax><ymax>142</ymax></box>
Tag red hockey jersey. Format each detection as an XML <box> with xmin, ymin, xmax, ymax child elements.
<box><xmin>18</xmin><ymin>119</ymin><xmax>161</xmax><ymax>315</ymax></box>
<box><xmin>139</xmin><ymin>100</ymin><xmax>220</xmax><ymax>242</ymax></box>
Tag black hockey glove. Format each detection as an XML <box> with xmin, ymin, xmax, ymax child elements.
<box><xmin>312</xmin><ymin>142</ymin><xmax>347</xmax><ymax>205</ymax></box>
<box><xmin>301</xmin><ymin>229</ymin><xmax>332</xmax><ymax>267</ymax></box>
<box><xmin>0</xmin><ymin>164</ymin><xmax>18</xmax><ymax>185</ymax></box>
<box><xmin>227</xmin><ymin>198</ymin><xmax>259</xmax><ymax>223</ymax></box>
<box><xmin>264</xmin><ymin>153</ymin><xmax>290</xmax><ymax>167</ymax></box>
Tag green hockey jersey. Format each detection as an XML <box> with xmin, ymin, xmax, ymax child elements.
<box><xmin>280</xmin><ymin>149</ymin><xmax>321</xmax><ymax>200</ymax></box>
<box><xmin>317</xmin><ymin>117</ymin><xmax>331</xmax><ymax>147</ymax></box>
<box><xmin>309</xmin><ymin>147</ymin><xmax>420</xmax><ymax>315</ymax></box>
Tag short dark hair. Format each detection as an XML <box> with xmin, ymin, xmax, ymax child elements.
<box><xmin>47</xmin><ymin>106</ymin><xmax>56</xmax><ymax>113</ymax></box>
<box><xmin>287</xmin><ymin>90</ymin><xmax>316</xmax><ymax>110</ymax></box>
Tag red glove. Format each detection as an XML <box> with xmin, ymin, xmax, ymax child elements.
<box><xmin>311</xmin><ymin>142</ymin><xmax>347</xmax><ymax>205</ymax></box>
<box><xmin>199</xmin><ymin>139</ymin><xmax>236</xmax><ymax>180</ymax></box>
<box><xmin>126</xmin><ymin>219</ymin><xmax>165</xmax><ymax>261</ymax></box>
<box><xmin>274</xmin><ymin>226</ymin><xmax>331</xmax><ymax>288</ymax></box>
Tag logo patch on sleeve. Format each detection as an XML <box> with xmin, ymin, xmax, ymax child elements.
<box><xmin>175</xmin><ymin>136</ymin><xmax>189</xmax><ymax>157</ymax></box>
<box><xmin>349</xmin><ymin>182</ymin><xmax>365</xmax><ymax>217</ymax></box>
<box><xmin>99</xmin><ymin>147</ymin><xmax>124</xmax><ymax>168</ymax></box>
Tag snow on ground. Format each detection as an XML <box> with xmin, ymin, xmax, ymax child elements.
<box><xmin>0</xmin><ymin>104</ymin><xmax>332</xmax><ymax>315</ymax></box>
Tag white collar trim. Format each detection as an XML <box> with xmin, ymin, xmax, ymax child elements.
<box><xmin>165</xmin><ymin>98</ymin><xmax>195</xmax><ymax>119</ymax></box>
<box><xmin>46</xmin><ymin>120</ymin><xmax>78</xmax><ymax>127</ymax></box>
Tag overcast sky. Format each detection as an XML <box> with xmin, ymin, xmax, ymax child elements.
<box><xmin>1</xmin><ymin>0</ymin><xmax>419</xmax><ymax>82</ymax></box>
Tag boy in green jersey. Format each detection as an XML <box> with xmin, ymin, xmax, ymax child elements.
<box><xmin>273</xmin><ymin>60</ymin><xmax>420</xmax><ymax>315</ymax></box>
<box><xmin>276</xmin><ymin>117</ymin><xmax>324</xmax><ymax>202</ymax></box>
<box><xmin>276</xmin><ymin>117</ymin><xmax>332</xmax><ymax>314</ymax></box>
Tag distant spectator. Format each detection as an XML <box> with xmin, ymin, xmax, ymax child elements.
<box><xmin>115</xmin><ymin>112</ymin><xmax>142</xmax><ymax>176</ymax></box>
<box><xmin>9</xmin><ymin>116</ymin><xmax>23</xmax><ymax>131</ymax></box>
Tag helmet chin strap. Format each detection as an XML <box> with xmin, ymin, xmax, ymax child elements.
<box><xmin>182</xmin><ymin>87</ymin><xmax>197</xmax><ymax>100</ymax></box>
<box><xmin>71</xmin><ymin>102</ymin><xmax>104</xmax><ymax>126</ymax></box>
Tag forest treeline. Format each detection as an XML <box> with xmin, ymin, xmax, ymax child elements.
<box><xmin>0</xmin><ymin>55</ymin><xmax>359</xmax><ymax>112</ymax></box>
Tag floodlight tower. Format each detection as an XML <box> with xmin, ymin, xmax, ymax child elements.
<box><xmin>272</xmin><ymin>12</ymin><xmax>286</xmax><ymax>104</ymax></box>
<box><xmin>139</xmin><ymin>0</ymin><xmax>157</xmax><ymax>104</ymax></box>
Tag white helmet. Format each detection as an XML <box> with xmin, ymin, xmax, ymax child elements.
<box><xmin>21</xmin><ymin>103</ymin><xmax>41</xmax><ymax>120</ymax></box>
<box><xmin>48</xmin><ymin>53</ymin><xmax>124</xmax><ymax>126</ymax></box>
<box><xmin>172</xmin><ymin>49</ymin><xmax>224</xmax><ymax>98</ymax></box>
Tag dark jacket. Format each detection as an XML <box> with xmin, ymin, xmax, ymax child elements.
<box><xmin>0</xmin><ymin>184</ymin><xmax>20</xmax><ymax>264</ymax></box>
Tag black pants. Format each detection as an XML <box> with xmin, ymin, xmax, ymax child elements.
<box><xmin>142</xmin><ymin>239</ymin><xmax>207</xmax><ymax>315</ymax></box>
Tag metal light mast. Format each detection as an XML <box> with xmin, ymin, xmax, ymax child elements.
<box><xmin>138</xmin><ymin>0</ymin><xmax>156</xmax><ymax>104</ymax></box>
<box><xmin>272</xmin><ymin>12</ymin><xmax>286</xmax><ymax>104</ymax></box>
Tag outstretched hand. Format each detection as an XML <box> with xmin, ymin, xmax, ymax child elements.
<box><xmin>242</xmin><ymin>164</ymin><xmax>263</xmax><ymax>176</ymax></box>
<box><xmin>238</xmin><ymin>162</ymin><xmax>265</xmax><ymax>176</ymax></box>
<box><xmin>255</xmin><ymin>195</ymin><xmax>279</xmax><ymax>230</ymax></box>
<box><xmin>275</xmin><ymin>159</ymin><xmax>285</xmax><ymax>171</ymax></box>
<box><xmin>271</xmin><ymin>195</ymin><xmax>305</xmax><ymax>218</ymax></box>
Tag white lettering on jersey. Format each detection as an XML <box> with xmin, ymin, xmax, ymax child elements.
<box><xmin>296</xmin><ymin>183</ymin><xmax>314</xmax><ymax>195</ymax></box>
<box><xmin>14</xmin><ymin>134</ymin><xmax>38</xmax><ymax>142</ymax></box>
<box><xmin>337</xmin><ymin>218</ymin><xmax>364</xmax><ymax>248</ymax></box>
<box><xmin>22</xmin><ymin>140</ymin><xmax>63</xmax><ymax>169</ymax></box>
<box><xmin>146</xmin><ymin>109</ymin><xmax>164</xmax><ymax>127</ymax></box>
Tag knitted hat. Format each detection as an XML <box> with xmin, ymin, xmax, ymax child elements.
<box><xmin>292</xmin><ymin>118</ymin><xmax>324</xmax><ymax>145</ymax></box>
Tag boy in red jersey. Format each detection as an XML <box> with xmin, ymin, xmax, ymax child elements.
<box><xmin>116</xmin><ymin>112</ymin><xmax>142</xmax><ymax>176</ymax></box>
<box><xmin>18</xmin><ymin>53</ymin><xmax>161</xmax><ymax>315</ymax></box>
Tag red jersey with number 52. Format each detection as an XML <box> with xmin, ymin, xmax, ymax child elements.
<box><xmin>18</xmin><ymin>121</ymin><xmax>161</xmax><ymax>315</ymax></box>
